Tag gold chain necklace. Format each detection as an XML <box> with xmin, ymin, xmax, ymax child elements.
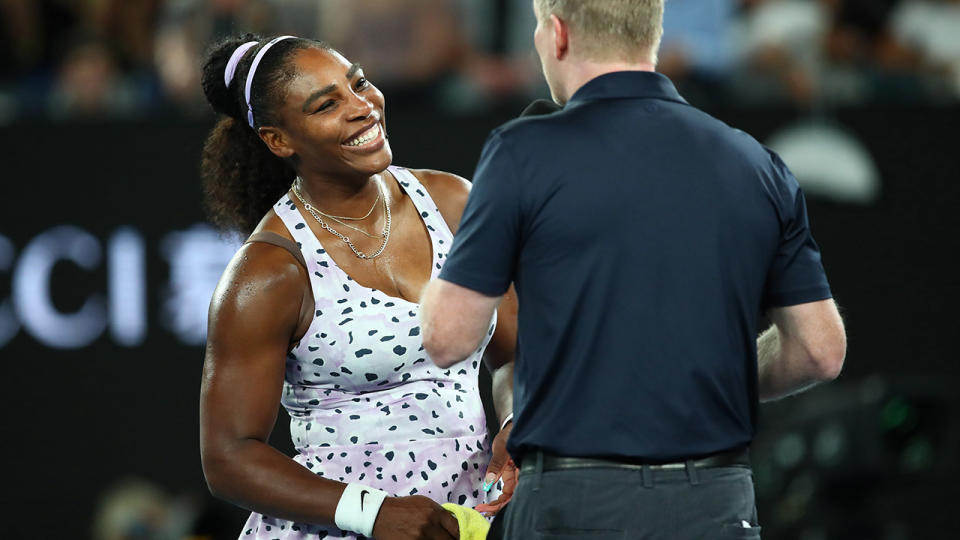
<box><xmin>296</xmin><ymin>178</ymin><xmax>383</xmax><ymax>238</ymax></box>
<box><xmin>319</xmin><ymin>212</ymin><xmax>384</xmax><ymax>239</ymax></box>
<box><xmin>316</xmin><ymin>184</ymin><xmax>381</xmax><ymax>221</ymax></box>
<box><xmin>291</xmin><ymin>178</ymin><xmax>391</xmax><ymax>260</ymax></box>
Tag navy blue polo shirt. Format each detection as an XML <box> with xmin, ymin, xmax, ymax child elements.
<box><xmin>439</xmin><ymin>71</ymin><xmax>832</xmax><ymax>462</ymax></box>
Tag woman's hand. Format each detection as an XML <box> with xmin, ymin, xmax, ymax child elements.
<box><xmin>373</xmin><ymin>496</ymin><xmax>460</xmax><ymax>540</ymax></box>
<box><xmin>475</xmin><ymin>422</ymin><xmax>518</xmax><ymax>516</ymax></box>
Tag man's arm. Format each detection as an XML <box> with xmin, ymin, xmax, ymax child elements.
<box><xmin>421</xmin><ymin>130</ymin><xmax>521</xmax><ymax>368</ymax></box>
<box><xmin>757</xmin><ymin>299</ymin><xmax>847</xmax><ymax>401</ymax></box>
<box><xmin>421</xmin><ymin>278</ymin><xmax>502</xmax><ymax>368</ymax></box>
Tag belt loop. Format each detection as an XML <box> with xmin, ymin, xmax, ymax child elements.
<box><xmin>533</xmin><ymin>450</ymin><xmax>544</xmax><ymax>492</ymax></box>
<box><xmin>641</xmin><ymin>464</ymin><xmax>653</xmax><ymax>488</ymax></box>
<box><xmin>685</xmin><ymin>460</ymin><xmax>700</xmax><ymax>485</ymax></box>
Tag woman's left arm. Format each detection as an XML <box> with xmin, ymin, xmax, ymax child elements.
<box><xmin>475</xmin><ymin>288</ymin><xmax>518</xmax><ymax>515</ymax></box>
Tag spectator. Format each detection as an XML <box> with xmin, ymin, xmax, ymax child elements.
<box><xmin>453</xmin><ymin>0</ymin><xmax>547</xmax><ymax>107</ymax></box>
<box><xmin>312</xmin><ymin>0</ymin><xmax>470</xmax><ymax>106</ymax></box>
<box><xmin>154</xmin><ymin>0</ymin><xmax>277</xmax><ymax>110</ymax></box>
<box><xmin>92</xmin><ymin>477</ymin><xmax>198</xmax><ymax>540</ymax></box>
<box><xmin>890</xmin><ymin>0</ymin><xmax>960</xmax><ymax>99</ymax></box>
<box><xmin>822</xmin><ymin>0</ymin><xmax>934</xmax><ymax>104</ymax></box>
<box><xmin>732</xmin><ymin>0</ymin><xmax>831</xmax><ymax>106</ymax></box>
<box><xmin>47</xmin><ymin>34</ymin><xmax>139</xmax><ymax>117</ymax></box>
<box><xmin>659</xmin><ymin>0</ymin><xmax>738</xmax><ymax>106</ymax></box>
<box><xmin>90</xmin><ymin>0</ymin><xmax>163</xmax><ymax>72</ymax></box>
<box><xmin>0</xmin><ymin>0</ymin><xmax>83</xmax><ymax>79</ymax></box>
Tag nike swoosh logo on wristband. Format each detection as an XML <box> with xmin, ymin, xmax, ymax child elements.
<box><xmin>360</xmin><ymin>489</ymin><xmax>370</xmax><ymax>511</ymax></box>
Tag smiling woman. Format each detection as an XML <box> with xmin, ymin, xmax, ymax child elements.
<box><xmin>196</xmin><ymin>34</ymin><xmax>518</xmax><ymax>540</ymax></box>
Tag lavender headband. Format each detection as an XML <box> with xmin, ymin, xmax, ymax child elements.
<box><xmin>244</xmin><ymin>35</ymin><xmax>296</xmax><ymax>128</ymax></box>
<box><xmin>223</xmin><ymin>41</ymin><xmax>258</xmax><ymax>88</ymax></box>
<box><xmin>221</xmin><ymin>36</ymin><xmax>297</xmax><ymax>127</ymax></box>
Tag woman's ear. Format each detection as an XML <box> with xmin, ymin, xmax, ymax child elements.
<box><xmin>259</xmin><ymin>126</ymin><xmax>295</xmax><ymax>159</ymax></box>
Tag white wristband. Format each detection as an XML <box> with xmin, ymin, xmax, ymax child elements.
<box><xmin>334</xmin><ymin>483</ymin><xmax>388</xmax><ymax>537</ymax></box>
<box><xmin>500</xmin><ymin>413</ymin><xmax>514</xmax><ymax>431</ymax></box>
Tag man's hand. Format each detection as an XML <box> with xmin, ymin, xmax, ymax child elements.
<box><xmin>475</xmin><ymin>422</ymin><xmax>518</xmax><ymax>516</ymax></box>
<box><xmin>373</xmin><ymin>495</ymin><xmax>460</xmax><ymax>540</ymax></box>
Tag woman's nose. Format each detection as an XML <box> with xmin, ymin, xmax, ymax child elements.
<box><xmin>347</xmin><ymin>94</ymin><xmax>374</xmax><ymax>120</ymax></box>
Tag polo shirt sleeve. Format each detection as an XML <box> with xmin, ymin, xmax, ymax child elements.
<box><xmin>763</xmin><ymin>149</ymin><xmax>834</xmax><ymax>308</ymax></box>
<box><xmin>438</xmin><ymin>130</ymin><xmax>521</xmax><ymax>297</ymax></box>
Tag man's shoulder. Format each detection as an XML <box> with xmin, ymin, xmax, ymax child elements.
<box><xmin>492</xmin><ymin>111</ymin><xmax>565</xmax><ymax>138</ymax></box>
<box><xmin>487</xmin><ymin>106</ymin><xmax>585</xmax><ymax>152</ymax></box>
<box><xmin>670</xmin><ymin>105</ymin><xmax>776</xmax><ymax>168</ymax></box>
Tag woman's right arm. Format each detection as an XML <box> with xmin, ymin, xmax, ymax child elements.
<box><xmin>200</xmin><ymin>242</ymin><xmax>348</xmax><ymax>522</ymax></box>
<box><xmin>200</xmin><ymin>243</ymin><xmax>459</xmax><ymax>539</ymax></box>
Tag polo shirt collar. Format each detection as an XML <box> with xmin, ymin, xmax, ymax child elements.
<box><xmin>567</xmin><ymin>71</ymin><xmax>687</xmax><ymax>105</ymax></box>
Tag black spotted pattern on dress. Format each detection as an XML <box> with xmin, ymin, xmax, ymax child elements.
<box><xmin>238</xmin><ymin>167</ymin><xmax>499</xmax><ymax>540</ymax></box>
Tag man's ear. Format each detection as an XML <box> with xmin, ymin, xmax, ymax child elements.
<box><xmin>551</xmin><ymin>14</ymin><xmax>569</xmax><ymax>60</ymax></box>
<box><xmin>259</xmin><ymin>126</ymin><xmax>295</xmax><ymax>159</ymax></box>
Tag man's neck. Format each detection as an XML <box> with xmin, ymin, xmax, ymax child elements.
<box><xmin>560</xmin><ymin>61</ymin><xmax>656</xmax><ymax>104</ymax></box>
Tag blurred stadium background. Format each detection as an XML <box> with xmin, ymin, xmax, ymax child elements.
<box><xmin>1</xmin><ymin>0</ymin><xmax>957</xmax><ymax>538</ymax></box>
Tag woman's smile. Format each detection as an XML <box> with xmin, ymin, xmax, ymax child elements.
<box><xmin>342</xmin><ymin>120</ymin><xmax>385</xmax><ymax>153</ymax></box>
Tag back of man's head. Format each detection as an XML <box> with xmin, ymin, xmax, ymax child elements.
<box><xmin>534</xmin><ymin>0</ymin><xmax>664</xmax><ymax>64</ymax></box>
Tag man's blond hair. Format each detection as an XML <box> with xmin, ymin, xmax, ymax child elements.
<box><xmin>535</xmin><ymin>0</ymin><xmax>664</xmax><ymax>63</ymax></box>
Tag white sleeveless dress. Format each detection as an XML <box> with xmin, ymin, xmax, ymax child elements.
<box><xmin>239</xmin><ymin>166</ymin><xmax>498</xmax><ymax>539</ymax></box>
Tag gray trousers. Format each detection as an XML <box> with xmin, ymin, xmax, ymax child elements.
<box><xmin>494</xmin><ymin>455</ymin><xmax>762</xmax><ymax>540</ymax></box>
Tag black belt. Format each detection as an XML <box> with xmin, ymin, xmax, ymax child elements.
<box><xmin>520</xmin><ymin>447</ymin><xmax>750</xmax><ymax>474</ymax></box>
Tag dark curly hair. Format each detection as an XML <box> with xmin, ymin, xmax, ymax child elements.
<box><xmin>200</xmin><ymin>34</ymin><xmax>330</xmax><ymax>234</ymax></box>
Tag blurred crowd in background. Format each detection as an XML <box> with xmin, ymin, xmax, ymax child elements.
<box><xmin>1</xmin><ymin>0</ymin><xmax>960</xmax><ymax>121</ymax></box>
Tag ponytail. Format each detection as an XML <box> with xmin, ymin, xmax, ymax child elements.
<box><xmin>198</xmin><ymin>33</ymin><xmax>328</xmax><ymax>234</ymax></box>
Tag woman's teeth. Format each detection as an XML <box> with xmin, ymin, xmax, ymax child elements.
<box><xmin>345</xmin><ymin>124</ymin><xmax>381</xmax><ymax>147</ymax></box>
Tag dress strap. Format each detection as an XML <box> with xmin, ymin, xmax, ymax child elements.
<box><xmin>388</xmin><ymin>166</ymin><xmax>455</xmax><ymax>279</ymax></box>
<box><xmin>388</xmin><ymin>167</ymin><xmax>454</xmax><ymax>239</ymax></box>
<box><xmin>245</xmin><ymin>231</ymin><xmax>308</xmax><ymax>270</ymax></box>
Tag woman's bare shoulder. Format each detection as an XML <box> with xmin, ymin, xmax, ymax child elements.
<box><xmin>251</xmin><ymin>206</ymin><xmax>296</xmax><ymax>240</ymax></box>
<box><xmin>211</xmin><ymin>209</ymin><xmax>306</xmax><ymax>318</ymax></box>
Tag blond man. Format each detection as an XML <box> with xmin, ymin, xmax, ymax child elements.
<box><xmin>421</xmin><ymin>1</ymin><xmax>846</xmax><ymax>538</ymax></box>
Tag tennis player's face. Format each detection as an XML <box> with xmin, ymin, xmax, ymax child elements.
<box><xmin>274</xmin><ymin>48</ymin><xmax>392</xmax><ymax>178</ymax></box>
